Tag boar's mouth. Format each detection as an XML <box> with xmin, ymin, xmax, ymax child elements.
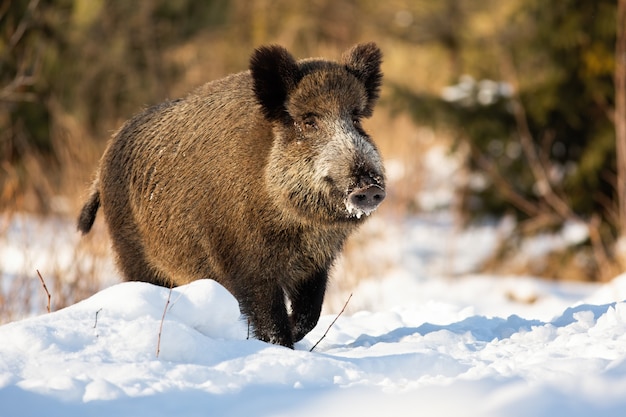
<box><xmin>344</xmin><ymin>183</ymin><xmax>385</xmax><ymax>219</ymax></box>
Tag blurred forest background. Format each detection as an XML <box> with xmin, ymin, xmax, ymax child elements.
<box><xmin>1</xmin><ymin>0</ymin><xmax>625</xmax><ymax>304</ymax></box>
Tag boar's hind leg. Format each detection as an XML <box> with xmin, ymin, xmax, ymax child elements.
<box><xmin>289</xmin><ymin>270</ymin><xmax>328</xmax><ymax>343</ymax></box>
<box><xmin>109</xmin><ymin>228</ymin><xmax>171</xmax><ymax>287</ymax></box>
<box><xmin>241</xmin><ymin>283</ymin><xmax>294</xmax><ymax>348</ymax></box>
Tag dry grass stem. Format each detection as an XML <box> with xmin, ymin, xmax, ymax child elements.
<box><xmin>93</xmin><ymin>308</ymin><xmax>103</xmax><ymax>338</ymax></box>
<box><xmin>309</xmin><ymin>293</ymin><xmax>352</xmax><ymax>352</ymax></box>
<box><xmin>156</xmin><ymin>286</ymin><xmax>173</xmax><ymax>358</ymax></box>
<box><xmin>93</xmin><ymin>308</ymin><xmax>103</xmax><ymax>329</ymax></box>
<box><xmin>36</xmin><ymin>269</ymin><xmax>51</xmax><ymax>313</ymax></box>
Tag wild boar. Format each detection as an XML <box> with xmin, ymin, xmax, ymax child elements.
<box><xmin>78</xmin><ymin>43</ymin><xmax>386</xmax><ymax>348</ymax></box>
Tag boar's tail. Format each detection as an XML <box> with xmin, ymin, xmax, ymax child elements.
<box><xmin>77</xmin><ymin>179</ymin><xmax>101</xmax><ymax>235</ymax></box>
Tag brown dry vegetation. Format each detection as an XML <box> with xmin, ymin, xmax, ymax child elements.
<box><xmin>1</xmin><ymin>0</ymin><xmax>623</xmax><ymax>321</ymax></box>
<box><xmin>1</xmin><ymin>0</ymin><xmax>445</xmax><ymax>321</ymax></box>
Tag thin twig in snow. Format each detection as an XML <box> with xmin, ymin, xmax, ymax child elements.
<box><xmin>309</xmin><ymin>293</ymin><xmax>352</xmax><ymax>352</ymax></box>
<box><xmin>156</xmin><ymin>285</ymin><xmax>173</xmax><ymax>358</ymax></box>
<box><xmin>36</xmin><ymin>269</ymin><xmax>51</xmax><ymax>313</ymax></box>
<box><xmin>93</xmin><ymin>308</ymin><xmax>103</xmax><ymax>328</ymax></box>
<box><xmin>93</xmin><ymin>308</ymin><xmax>103</xmax><ymax>338</ymax></box>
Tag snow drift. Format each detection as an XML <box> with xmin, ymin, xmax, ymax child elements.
<box><xmin>1</xmin><ymin>276</ymin><xmax>626</xmax><ymax>417</ymax></box>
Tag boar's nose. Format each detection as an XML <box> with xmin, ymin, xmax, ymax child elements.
<box><xmin>348</xmin><ymin>184</ymin><xmax>386</xmax><ymax>212</ymax></box>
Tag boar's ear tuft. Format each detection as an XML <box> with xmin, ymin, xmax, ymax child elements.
<box><xmin>250</xmin><ymin>45</ymin><xmax>301</xmax><ymax>121</ymax></box>
<box><xmin>342</xmin><ymin>43</ymin><xmax>383</xmax><ymax>117</ymax></box>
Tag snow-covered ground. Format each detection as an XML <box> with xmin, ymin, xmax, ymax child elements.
<box><xmin>1</xmin><ymin>147</ymin><xmax>626</xmax><ymax>416</ymax></box>
<box><xmin>1</xmin><ymin>274</ymin><xmax>626</xmax><ymax>417</ymax></box>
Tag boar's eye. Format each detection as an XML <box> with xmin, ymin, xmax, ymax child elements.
<box><xmin>302</xmin><ymin>113</ymin><xmax>319</xmax><ymax>131</ymax></box>
<box><xmin>351</xmin><ymin>112</ymin><xmax>363</xmax><ymax>129</ymax></box>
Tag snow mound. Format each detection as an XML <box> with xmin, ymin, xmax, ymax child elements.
<box><xmin>1</xmin><ymin>278</ymin><xmax>626</xmax><ymax>416</ymax></box>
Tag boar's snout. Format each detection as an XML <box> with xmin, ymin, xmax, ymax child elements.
<box><xmin>347</xmin><ymin>184</ymin><xmax>385</xmax><ymax>218</ymax></box>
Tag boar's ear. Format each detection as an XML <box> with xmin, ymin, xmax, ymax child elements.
<box><xmin>342</xmin><ymin>42</ymin><xmax>383</xmax><ymax>117</ymax></box>
<box><xmin>250</xmin><ymin>45</ymin><xmax>301</xmax><ymax>121</ymax></box>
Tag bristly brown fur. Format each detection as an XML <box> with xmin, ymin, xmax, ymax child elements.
<box><xmin>77</xmin><ymin>185</ymin><xmax>100</xmax><ymax>234</ymax></box>
<box><xmin>78</xmin><ymin>43</ymin><xmax>385</xmax><ymax>348</ymax></box>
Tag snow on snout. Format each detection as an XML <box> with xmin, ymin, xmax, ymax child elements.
<box><xmin>345</xmin><ymin>200</ymin><xmax>371</xmax><ymax>219</ymax></box>
<box><xmin>344</xmin><ymin>181</ymin><xmax>385</xmax><ymax>219</ymax></box>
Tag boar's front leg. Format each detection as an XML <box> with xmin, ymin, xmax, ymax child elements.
<box><xmin>239</xmin><ymin>282</ymin><xmax>294</xmax><ymax>348</ymax></box>
<box><xmin>289</xmin><ymin>269</ymin><xmax>328</xmax><ymax>343</ymax></box>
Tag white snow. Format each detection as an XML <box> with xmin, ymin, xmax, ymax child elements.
<box><xmin>1</xmin><ymin>275</ymin><xmax>626</xmax><ymax>416</ymax></box>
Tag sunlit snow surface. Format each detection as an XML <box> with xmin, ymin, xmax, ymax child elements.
<box><xmin>1</xmin><ymin>273</ymin><xmax>626</xmax><ymax>416</ymax></box>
